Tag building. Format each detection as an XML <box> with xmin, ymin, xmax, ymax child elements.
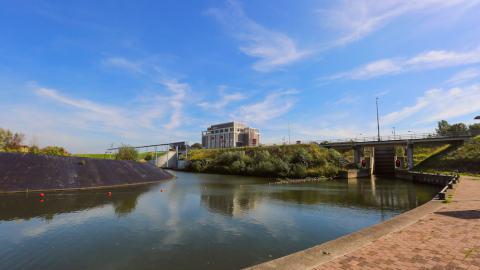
<box><xmin>201</xmin><ymin>122</ymin><xmax>261</xmax><ymax>149</ymax></box>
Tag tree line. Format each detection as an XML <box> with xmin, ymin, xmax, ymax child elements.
<box><xmin>0</xmin><ymin>127</ymin><xmax>69</xmax><ymax>155</ymax></box>
<box><xmin>436</xmin><ymin>120</ymin><xmax>480</xmax><ymax>134</ymax></box>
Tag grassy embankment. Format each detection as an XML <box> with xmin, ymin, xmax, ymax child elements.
<box><xmin>184</xmin><ymin>144</ymin><xmax>344</xmax><ymax>179</ymax></box>
<box><xmin>411</xmin><ymin>135</ymin><xmax>480</xmax><ymax>177</ymax></box>
<box><xmin>74</xmin><ymin>152</ymin><xmax>166</xmax><ymax>160</ymax></box>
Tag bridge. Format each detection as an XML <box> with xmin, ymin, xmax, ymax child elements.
<box><xmin>321</xmin><ymin>131</ymin><xmax>478</xmax><ymax>170</ymax></box>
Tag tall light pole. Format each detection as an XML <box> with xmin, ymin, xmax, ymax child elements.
<box><xmin>356</xmin><ymin>134</ymin><xmax>362</xmax><ymax>141</ymax></box>
<box><xmin>284</xmin><ymin>118</ymin><xmax>291</xmax><ymax>144</ymax></box>
<box><xmin>376</xmin><ymin>97</ymin><xmax>380</xmax><ymax>141</ymax></box>
<box><xmin>392</xmin><ymin>127</ymin><xmax>395</xmax><ymax>137</ymax></box>
<box><xmin>408</xmin><ymin>130</ymin><xmax>416</xmax><ymax>139</ymax></box>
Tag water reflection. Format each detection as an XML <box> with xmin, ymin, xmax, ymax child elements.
<box><xmin>0</xmin><ymin>172</ymin><xmax>441</xmax><ymax>270</ymax></box>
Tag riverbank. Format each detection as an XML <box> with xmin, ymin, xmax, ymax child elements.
<box><xmin>246</xmin><ymin>176</ymin><xmax>480</xmax><ymax>270</ymax></box>
<box><xmin>0</xmin><ymin>152</ymin><xmax>175</xmax><ymax>193</ymax></box>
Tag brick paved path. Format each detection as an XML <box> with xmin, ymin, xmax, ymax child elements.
<box><xmin>314</xmin><ymin>177</ymin><xmax>480</xmax><ymax>270</ymax></box>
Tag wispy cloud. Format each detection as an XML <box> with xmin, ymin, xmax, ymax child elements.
<box><xmin>198</xmin><ymin>86</ymin><xmax>245</xmax><ymax>109</ymax></box>
<box><xmin>325</xmin><ymin>47</ymin><xmax>480</xmax><ymax>80</ymax></box>
<box><xmin>319</xmin><ymin>0</ymin><xmax>479</xmax><ymax>47</ymax></box>
<box><xmin>206</xmin><ymin>1</ymin><xmax>311</xmax><ymax>72</ymax></box>
<box><xmin>446</xmin><ymin>68</ymin><xmax>480</xmax><ymax>84</ymax></box>
<box><xmin>231</xmin><ymin>89</ymin><xmax>299</xmax><ymax>125</ymax></box>
<box><xmin>380</xmin><ymin>84</ymin><xmax>480</xmax><ymax>126</ymax></box>
<box><xmin>102</xmin><ymin>57</ymin><xmax>144</xmax><ymax>73</ymax></box>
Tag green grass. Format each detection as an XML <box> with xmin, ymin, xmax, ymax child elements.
<box><xmin>412</xmin><ymin>135</ymin><xmax>480</xmax><ymax>176</ymax></box>
<box><xmin>74</xmin><ymin>152</ymin><xmax>166</xmax><ymax>160</ymax></box>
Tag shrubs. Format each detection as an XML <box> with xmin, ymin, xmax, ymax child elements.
<box><xmin>144</xmin><ymin>152</ymin><xmax>154</xmax><ymax>161</ymax></box>
<box><xmin>185</xmin><ymin>144</ymin><xmax>342</xmax><ymax>178</ymax></box>
<box><xmin>116</xmin><ymin>143</ymin><xmax>139</xmax><ymax>161</ymax></box>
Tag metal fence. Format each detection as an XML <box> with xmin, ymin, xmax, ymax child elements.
<box><xmin>260</xmin><ymin>130</ymin><xmax>480</xmax><ymax>146</ymax></box>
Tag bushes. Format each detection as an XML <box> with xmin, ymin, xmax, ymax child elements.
<box><xmin>116</xmin><ymin>143</ymin><xmax>139</xmax><ymax>161</ymax></box>
<box><xmin>41</xmin><ymin>146</ymin><xmax>69</xmax><ymax>156</ymax></box>
<box><xmin>185</xmin><ymin>144</ymin><xmax>342</xmax><ymax>178</ymax></box>
<box><xmin>144</xmin><ymin>152</ymin><xmax>154</xmax><ymax>161</ymax></box>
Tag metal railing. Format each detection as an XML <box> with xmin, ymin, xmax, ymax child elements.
<box><xmin>260</xmin><ymin>130</ymin><xmax>479</xmax><ymax>146</ymax></box>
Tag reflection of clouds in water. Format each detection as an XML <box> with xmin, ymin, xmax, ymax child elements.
<box><xmin>20</xmin><ymin>206</ymin><xmax>113</xmax><ymax>240</ymax></box>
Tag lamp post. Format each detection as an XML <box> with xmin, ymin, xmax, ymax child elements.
<box><xmin>392</xmin><ymin>127</ymin><xmax>395</xmax><ymax>137</ymax></box>
<box><xmin>284</xmin><ymin>118</ymin><xmax>291</xmax><ymax>144</ymax></box>
<box><xmin>376</xmin><ymin>97</ymin><xmax>380</xmax><ymax>141</ymax></box>
<box><xmin>408</xmin><ymin>130</ymin><xmax>416</xmax><ymax>139</ymax></box>
<box><xmin>356</xmin><ymin>134</ymin><xmax>362</xmax><ymax>141</ymax></box>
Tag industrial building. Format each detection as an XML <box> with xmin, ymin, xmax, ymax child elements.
<box><xmin>201</xmin><ymin>122</ymin><xmax>261</xmax><ymax>149</ymax></box>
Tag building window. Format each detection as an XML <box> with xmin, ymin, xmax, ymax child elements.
<box><xmin>220</xmin><ymin>129</ymin><xmax>223</xmax><ymax>133</ymax></box>
<box><xmin>230</xmin><ymin>128</ymin><xmax>234</xmax><ymax>132</ymax></box>
<box><xmin>215</xmin><ymin>130</ymin><xmax>219</xmax><ymax>133</ymax></box>
<box><xmin>255</xmin><ymin>130</ymin><xmax>260</xmax><ymax>133</ymax></box>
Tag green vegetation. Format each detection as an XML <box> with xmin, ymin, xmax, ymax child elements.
<box><xmin>185</xmin><ymin>144</ymin><xmax>342</xmax><ymax>178</ymax></box>
<box><xmin>115</xmin><ymin>143</ymin><xmax>140</xmax><ymax>161</ymax></box>
<box><xmin>442</xmin><ymin>199</ymin><xmax>452</xmax><ymax>204</ymax></box>
<box><xmin>74</xmin><ymin>152</ymin><xmax>166</xmax><ymax>160</ymax></box>
<box><xmin>412</xmin><ymin>135</ymin><xmax>480</xmax><ymax>177</ymax></box>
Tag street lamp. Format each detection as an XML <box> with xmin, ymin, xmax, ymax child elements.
<box><xmin>408</xmin><ymin>131</ymin><xmax>416</xmax><ymax>139</ymax></box>
<box><xmin>376</xmin><ymin>97</ymin><xmax>380</xmax><ymax>141</ymax></box>
<box><xmin>356</xmin><ymin>134</ymin><xmax>362</xmax><ymax>141</ymax></box>
<box><xmin>392</xmin><ymin>127</ymin><xmax>395</xmax><ymax>137</ymax></box>
<box><xmin>284</xmin><ymin>118</ymin><xmax>291</xmax><ymax>144</ymax></box>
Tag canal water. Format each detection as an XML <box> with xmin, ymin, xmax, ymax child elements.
<box><xmin>0</xmin><ymin>171</ymin><xmax>441</xmax><ymax>270</ymax></box>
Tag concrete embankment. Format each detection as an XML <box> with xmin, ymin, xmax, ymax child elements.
<box><xmin>0</xmin><ymin>152</ymin><xmax>175</xmax><ymax>193</ymax></box>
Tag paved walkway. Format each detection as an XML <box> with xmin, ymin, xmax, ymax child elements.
<box><xmin>313</xmin><ymin>176</ymin><xmax>480</xmax><ymax>270</ymax></box>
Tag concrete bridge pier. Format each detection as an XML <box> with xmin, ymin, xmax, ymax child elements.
<box><xmin>407</xmin><ymin>142</ymin><xmax>414</xmax><ymax>169</ymax></box>
<box><xmin>353</xmin><ymin>147</ymin><xmax>362</xmax><ymax>167</ymax></box>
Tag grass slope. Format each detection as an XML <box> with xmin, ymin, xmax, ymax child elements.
<box><xmin>74</xmin><ymin>152</ymin><xmax>166</xmax><ymax>160</ymax></box>
<box><xmin>412</xmin><ymin>136</ymin><xmax>480</xmax><ymax>176</ymax></box>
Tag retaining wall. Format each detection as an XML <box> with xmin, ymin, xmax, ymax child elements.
<box><xmin>338</xmin><ymin>169</ymin><xmax>371</xmax><ymax>179</ymax></box>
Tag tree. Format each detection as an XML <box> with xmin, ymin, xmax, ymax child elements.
<box><xmin>450</xmin><ymin>123</ymin><xmax>468</xmax><ymax>132</ymax></box>
<box><xmin>469</xmin><ymin>123</ymin><xmax>480</xmax><ymax>133</ymax></box>
<box><xmin>116</xmin><ymin>143</ymin><xmax>139</xmax><ymax>161</ymax></box>
<box><xmin>0</xmin><ymin>127</ymin><xmax>6</xmax><ymax>149</ymax></box>
<box><xmin>191</xmin><ymin>143</ymin><xmax>202</xmax><ymax>148</ymax></box>
<box><xmin>10</xmin><ymin>132</ymin><xmax>26</xmax><ymax>150</ymax></box>
<box><xmin>436</xmin><ymin>120</ymin><xmax>451</xmax><ymax>134</ymax></box>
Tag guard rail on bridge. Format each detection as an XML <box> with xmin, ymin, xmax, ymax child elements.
<box><xmin>260</xmin><ymin>131</ymin><xmax>479</xmax><ymax>147</ymax></box>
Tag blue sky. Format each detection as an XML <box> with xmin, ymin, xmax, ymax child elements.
<box><xmin>1</xmin><ymin>0</ymin><xmax>480</xmax><ymax>153</ymax></box>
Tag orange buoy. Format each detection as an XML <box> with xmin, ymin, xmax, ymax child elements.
<box><xmin>204</xmin><ymin>187</ymin><xmax>206</xmax><ymax>189</ymax></box>
<box><xmin>40</xmin><ymin>199</ymin><xmax>44</xmax><ymax>202</ymax></box>
<box><xmin>268</xmin><ymin>183</ymin><xmax>270</xmax><ymax>185</ymax></box>
<box><xmin>40</xmin><ymin>193</ymin><xmax>44</xmax><ymax>197</ymax></box>
<box><xmin>240</xmin><ymin>185</ymin><xmax>242</xmax><ymax>187</ymax></box>
<box><xmin>161</xmin><ymin>189</ymin><xmax>163</xmax><ymax>192</ymax></box>
<box><xmin>108</xmin><ymin>192</ymin><xmax>112</xmax><ymax>196</ymax></box>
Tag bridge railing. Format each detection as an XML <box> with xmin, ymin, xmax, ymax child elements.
<box><xmin>317</xmin><ymin>130</ymin><xmax>480</xmax><ymax>145</ymax></box>
<box><xmin>259</xmin><ymin>131</ymin><xmax>479</xmax><ymax>147</ymax></box>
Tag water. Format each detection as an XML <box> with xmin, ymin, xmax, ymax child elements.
<box><xmin>0</xmin><ymin>171</ymin><xmax>441</xmax><ymax>270</ymax></box>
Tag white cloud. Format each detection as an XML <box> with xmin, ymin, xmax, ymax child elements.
<box><xmin>231</xmin><ymin>89</ymin><xmax>299</xmax><ymax>125</ymax></box>
<box><xmin>326</xmin><ymin>47</ymin><xmax>480</xmax><ymax>80</ymax></box>
<box><xmin>198</xmin><ymin>86</ymin><xmax>246</xmax><ymax>109</ymax></box>
<box><xmin>206</xmin><ymin>1</ymin><xmax>311</xmax><ymax>72</ymax></box>
<box><xmin>381</xmin><ymin>84</ymin><xmax>480</xmax><ymax>126</ymax></box>
<box><xmin>319</xmin><ymin>0</ymin><xmax>478</xmax><ymax>47</ymax></box>
<box><xmin>102</xmin><ymin>57</ymin><xmax>144</xmax><ymax>73</ymax></box>
<box><xmin>446</xmin><ymin>68</ymin><xmax>480</xmax><ymax>84</ymax></box>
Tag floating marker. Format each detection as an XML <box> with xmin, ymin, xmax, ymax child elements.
<box><xmin>40</xmin><ymin>193</ymin><xmax>44</xmax><ymax>197</ymax></box>
<box><xmin>40</xmin><ymin>199</ymin><xmax>43</xmax><ymax>202</ymax></box>
<box><xmin>108</xmin><ymin>192</ymin><xmax>112</xmax><ymax>196</ymax></box>
<box><xmin>161</xmin><ymin>190</ymin><xmax>163</xmax><ymax>192</ymax></box>
<box><xmin>268</xmin><ymin>183</ymin><xmax>270</xmax><ymax>185</ymax></box>
<box><xmin>240</xmin><ymin>185</ymin><xmax>242</xmax><ymax>187</ymax></box>
<box><xmin>204</xmin><ymin>187</ymin><xmax>207</xmax><ymax>189</ymax></box>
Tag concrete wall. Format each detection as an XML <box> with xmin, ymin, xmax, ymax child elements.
<box><xmin>339</xmin><ymin>169</ymin><xmax>371</xmax><ymax>179</ymax></box>
<box><xmin>155</xmin><ymin>151</ymin><xmax>178</xmax><ymax>168</ymax></box>
<box><xmin>395</xmin><ymin>170</ymin><xmax>456</xmax><ymax>186</ymax></box>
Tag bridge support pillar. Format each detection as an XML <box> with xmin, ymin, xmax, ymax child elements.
<box><xmin>354</xmin><ymin>148</ymin><xmax>361</xmax><ymax>167</ymax></box>
<box><xmin>407</xmin><ymin>143</ymin><xmax>414</xmax><ymax>169</ymax></box>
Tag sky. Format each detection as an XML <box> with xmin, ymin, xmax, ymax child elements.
<box><xmin>1</xmin><ymin>0</ymin><xmax>480</xmax><ymax>154</ymax></box>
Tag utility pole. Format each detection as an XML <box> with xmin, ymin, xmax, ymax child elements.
<box><xmin>284</xmin><ymin>118</ymin><xmax>291</xmax><ymax>144</ymax></box>
<box><xmin>376</xmin><ymin>98</ymin><xmax>380</xmax><ymax>141</ymax></box>
<box><xmin>392</xmin><ymin>127</ymin><xmax>395</xmax><ymax>137</ymax></box>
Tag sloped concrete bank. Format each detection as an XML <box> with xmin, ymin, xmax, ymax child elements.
<box><xmin>0</xmin><ymin>152</ymin><xmax>175</xmax><ymax>193</ymax></box>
